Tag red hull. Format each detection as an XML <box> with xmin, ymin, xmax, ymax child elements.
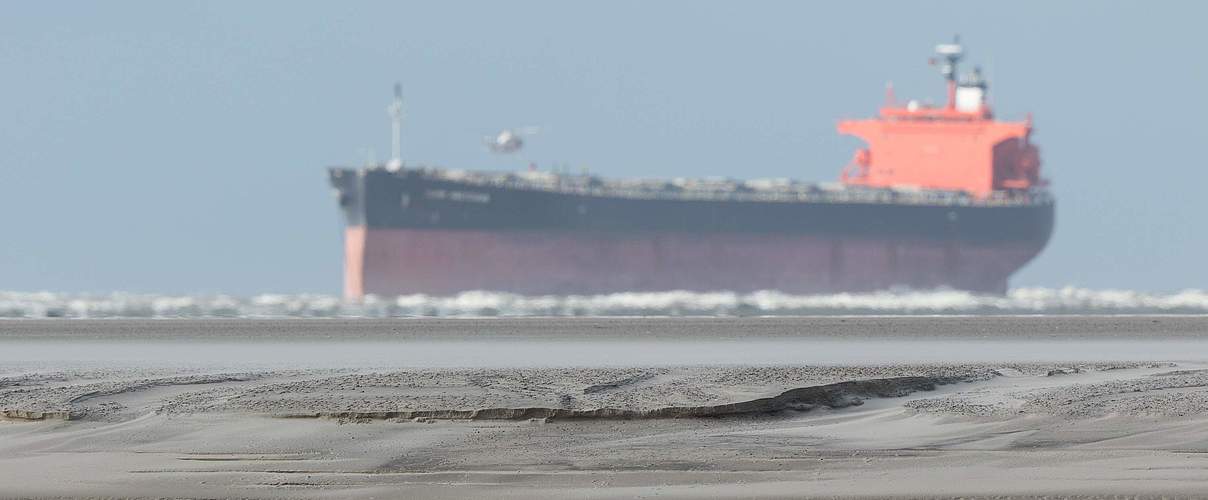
<box><xmin>344</xmin><ymin>227</ymin><xmax>1044</xmax><ymax>298</ymax></box>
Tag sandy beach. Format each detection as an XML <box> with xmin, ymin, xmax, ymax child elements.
<box><xmin>5</xmin><ymin>317</ymin><xmax>1208</xmax><ymax>498</ymax></box>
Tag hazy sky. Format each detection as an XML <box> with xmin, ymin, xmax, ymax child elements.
<box><xmin>2</xmin><ymin>1</ymin><xmax>1205</xmax><ymax>294</ymax></box>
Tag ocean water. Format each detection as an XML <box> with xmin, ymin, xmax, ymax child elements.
<box><xmin>4</xmin><ymin>287</ymin><xmax>1208</xmax><ymax>318</ymax></box>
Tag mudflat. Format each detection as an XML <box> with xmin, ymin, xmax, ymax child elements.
<box><xmin>4</xmin><ymin>317</ymin><xmax>1208</xmax><ymax>499</ymax></box>
<box><xmin>5</xmin><ymin>315</ymin><xmax>1208</xmax><ymax>341</ymax></box>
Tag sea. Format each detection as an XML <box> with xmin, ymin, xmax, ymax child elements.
<box><xmin>4</xmin><ymin>287</ymin><xmax>1208</xmax><ymax>318</ymax></box>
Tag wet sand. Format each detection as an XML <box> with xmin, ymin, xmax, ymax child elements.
<box><xmin>7</xmin><ymin>315</ymin><xmax>1208</xmax><ymax>341</ymax></box>
<box><xmin>4</xmin><ymin>317</ymin><xmax>1208</xmax><ymax>498</ymax></box>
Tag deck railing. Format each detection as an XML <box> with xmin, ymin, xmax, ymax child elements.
<box><xmin>359</xmin><ymin>166</ymin><xmax>1053</xmax><ymax>207</ymax></box>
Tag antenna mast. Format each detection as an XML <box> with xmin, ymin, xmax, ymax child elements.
<box><xmin>933</xmin><ymin>35</ymin><xmax>963</xmax><ymax>111</ymax></box>
<box><xmin>386</xmin><ymin>83</ymin><xmax>404</xmax><ymax>170</ymax></box>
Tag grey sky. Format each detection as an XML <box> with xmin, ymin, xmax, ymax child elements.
<box><xmin>1</xmin><ymin>1</ymin><xmax>1204</xmax><ymax>294</ymax></box>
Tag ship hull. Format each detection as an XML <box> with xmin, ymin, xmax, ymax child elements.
<box><xmin>332</xmin><ymin>169</ymin><xmax>1054</xmax><ymax>297</ymax></box>
<box><xmin>345</xmin><ymin>227</ymin><xmax>1046</xmax><ymax>297</ymax></box>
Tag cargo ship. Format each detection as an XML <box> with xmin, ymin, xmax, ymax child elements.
<box><xmin>329</xmin><ymin>40</ymin><xmax>1053</xmax><ymax>298</ymax></box>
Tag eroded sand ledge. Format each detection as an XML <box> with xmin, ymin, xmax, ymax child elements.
<box><xmin>0</xmin><ymin>364</ymin><xmax>1089</xmax><ymax>421</ymax></box>
<box><xmin>5</xmin><ymin>362</ymin><xmax>1208</xmax><ymax>499</ymax></box>
<box><xmin>290</xmin><ymin>376</ymin><xmax>963</xmax><ymax>422</ymax></box>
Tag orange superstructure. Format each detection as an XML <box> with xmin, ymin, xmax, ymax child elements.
<box><xmin>838</xmin><ymin>39</ymin><xmax>1043</xmax><ymax>198</ymax></box>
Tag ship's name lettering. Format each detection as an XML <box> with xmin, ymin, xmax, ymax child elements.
<box><xmin>425</xmin><ymin>189</ymin><xmax>491</xmax><ymax>203</ymax></box>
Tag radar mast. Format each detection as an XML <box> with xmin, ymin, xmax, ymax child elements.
<box><xmin>933</xmin><ymin>36</ymin><xmax>963</xmax><ymax>110</ymax></box>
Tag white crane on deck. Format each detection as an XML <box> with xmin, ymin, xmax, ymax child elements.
<box><xmin>386</xmin><ymin>83</ymin><xmax>404</xmax><ymax>171</ymax></box>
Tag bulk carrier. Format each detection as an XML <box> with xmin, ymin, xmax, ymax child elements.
<box><xmin>329</xmin><ymin>41</ymin><xmax>1054</xmax><ymax>298</ymax></box>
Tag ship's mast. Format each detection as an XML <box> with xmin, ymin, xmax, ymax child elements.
<box><xmin>933</xmin><ymin>36</ymin><xmax>963</xmax><ymax>111</ymax></box>
<box><xmin>387</xmin><ymin>83</ymin><xmax>404</xmax><ymax>171</ymax></box>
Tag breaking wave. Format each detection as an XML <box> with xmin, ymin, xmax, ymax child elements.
<box><xmin>4</xmin><ymin>288</ymin><xmax>1208</xmax><ymax>318</ymax></box>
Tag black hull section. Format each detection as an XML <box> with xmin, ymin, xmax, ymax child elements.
<box><xmin>332</xmin><ymin>169</ymin><xmax>1054</xmax><ymax>243</ymax></box>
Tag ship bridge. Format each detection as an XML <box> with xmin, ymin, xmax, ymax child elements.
<box><xmin>838</xmin><ymin>39</ymin><xmax>1044</xmax><ymax>198</ymax></box>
